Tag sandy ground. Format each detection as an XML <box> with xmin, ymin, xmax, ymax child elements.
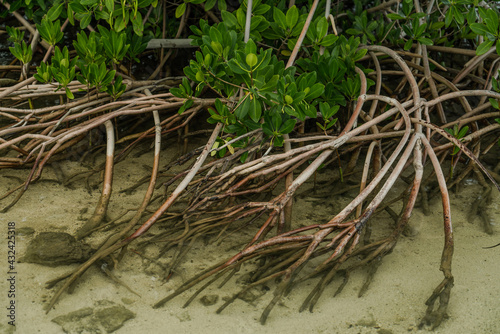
<box><xmin>1</xmin><ymin>144</ymin><xmax>499</xmax><ymax>334</ymax></box>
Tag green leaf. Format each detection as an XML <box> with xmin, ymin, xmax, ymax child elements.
<box><xmin>210</xmin><ymin>141</ymin><xmax>219</xmax><ymax>156</ymax></box>
<box><xmin>286</xmin><ymin>5</ymin><xmax>298</xmax><ymax>29</ymax></box>
<box><xmin>114</xmin><ymin>13</ymin><xmax>128</xmax><ymax>32</ymax></box>
<box><xmin>430</xmin><ymin>21</ymin><xmax>445</xmax><ymax>30</ymax></box>
<box><xmin>262</xmin><ymin>122</ymin><xmax>273</xmax><ymax>136</ymax></box>
<box><xmin>246</xmin><ymin>53</ymin><xmax>257</xmax><ymax>67</ymax></box>
<box><xmin>470</xmin><ymin>23</ymin><xmax>491</xmax><ymax>36</ymax></box>
<box><xmin>319</xmin><ymin>34</ymin><xmax>338</xmax><ymax>47</ymax></box>
<box><xmin>221</xmin><ymin>10</ymin><xmax>237</xmax><ymax>28</ymax></box>
<box><xmin>254</xmin><ymin>4</ymin><xmax>270</xmax><ymax>15</ymax></box>
<box><xmin>305</xmin><ymin>83</ymin><xmax>324</xmax><ymax>100</ymax></box>
<box><xmin>105</xmin><ymin>0</ymin><xmax>113</xmax><ymax>11</ymax></box>
<box><xmin>260</xmin><ymin>74</ymin><xmax>279</xmax><ymax>92</ymax></box>
<box><xmin>178</xmin><ymin>98</ymin><xmax>194</xmax><ymax>114</ymax></box>
<box><xmin>489</xmin><ymin>98</ymin><xmax>499</xmax><ymax>109</ymax></box>
<box><xmin>244</xmin><ymin>38</ymin><xmax>257</xmax><ymax>54</ymax></box>
<box><xmin>47</xmin><ymin>2</ymin><xmax>64</xmax><ymax>21</ymax></box>
<box><xmin>484</xmin><ymin>10</ymin><xmax>499</xmax><ymax>34</ymax></box>
<box><xmin>175</xmin><ymin>2</ymin><xmax>186</xmax><ymax>19</ymax></box>
<box><xmin>457</xmin><ymin>126</ymin><xmax>469</xmax><ymax>139</ymax></box>
<box><xmin>409</xmin><ymin>12</ymin><xmax>426</xmax><ymax>19</ymax></box>
<box><xmin>402</xmin><ymin>24</ymin><xmax>413</xmax><ymax>38</ymax></box>
<box><xmin>210</xmin><ymin>41</ymin><xmax>223</xmax><ymax>56</ymax></box>
<box><xmin>218</xmin><ymin>0</ymin><xmax>226</xmax><ymax>12</ymax></box>
<box><xmin>271</xmin><ymin>113</ymin><xmax>281</xmax><ymax>130</ymax></box>
<box><xmin>65</xmin><ymin>87</ymin><xmax>74</xmax><ymax>99</ymax></box>
<box><xmin>453</xmin><ymin>6</ymin><xmax>464</xmax><ymax>25</ymax></box>
<box><xmin>70</xmin><ymin>1</ymin><xmax>86</xmax><ymax>13</ymax></box>
<box><xmin>367</xmin><ymin>21</ymin><xmax>378</xmax><ymax>31</ymax></box>
<box><xmin>240</xmin><ymin>151</ymin><xmax>249</xmax><ymax>163</ymax></box>
<box><xmin>417</xmin><ymin>37</ymin><xmax>433</xmax><ymax>45</ymax></box>
<box><xmin>316</xmin><ymin>17</ymin><xmax>328</xmax><ymax>39</ymax></box>
<box><xmin>415</xmin><ymin>22</ymin><xmax>426</xmax><ymax>38</ymax></box>
<box><xmin>37</xmin><ymin>19</ymin><xmax>63</xmax><ymax>46</ymax></box>
<box><xmin>404</xmin><ymin>38</ymin><xmax>413</xmax><ymax>51</ymax></box>
<box><xmin>387</xmin><ymin>13</ymin><xmax>405</xmax><ymax>20</ymax></box>
<box><xmin>132</xmin><ymin>12</ymin><xmax>143</xmax><ymax>36</ymax></box>
<box><xmin>280</xmin><ymin>119</ymin><xmax>296</xmax><ymax>134</ymax></box>
<box><xmin>235</xmin><ymin>96</ymin><xmax>251</xmax><ymax>119</ymax></box>
<box><xmin>274</xmin><ymin>136</ymin><xmax>284</xmax><ymax>147</ymax></box>
<box><xmin>249</xmin><ymin>95</ymin><xmax>261</xmax><ymax>122</ymax></box>
<box><xmin>227</xmin><ymin>59</ymin><xmax>246</xmax><ymax>74</ymax></box>
<box><xmin>273</xmin><ymin>7</ymin><xmax>287</xmax><ymax>30</ymax></box>
<box><xmin>80</xmin><ymin>12</ymin><xmax>92</xmax><ymax>29</ymax></box>
<box><xmin>250</xmin><ymin>15</ymin><xmax>265</xmax><ymax>31</ymax></box>
<box><xmin>325</xmin><ymin>118</ymin><xmax>338</xmax><ymax>130</ymax></box>
<box><xmin>467</xmin><ymin>9</ymin><xmax>476</xmax><ymax>24</ymax></box>
<box><xmin>205</xmin><ymin>0</ymin><xmax>216</xmax><ymax>11</ymax></box>
<box><xmin>346</xmin><ymin>28</ymin><xmax>362</xmax><ymax>36</ymax></box>
<box><xmin>476</xmin><ymin>40</ymin><xmax>494</xmax><ymax>55</ymax></box>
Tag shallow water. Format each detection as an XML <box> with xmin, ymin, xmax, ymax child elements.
<box><xmin>0</xmin><ymin>142</ymin><xmax>499</xmax><ymax>334</ymax></box>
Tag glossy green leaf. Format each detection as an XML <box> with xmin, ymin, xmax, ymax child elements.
<box><xmin>490</xmin><ymin>99</ymin><xmax>500</xmax><ymax>109</ymax></box>
<box><xmin>453</xmin><ymin>6</ymin><xmax>464</xmax><ymax>25</ymax></box>
<box><xmin>178</xmin><ymin>98</ymin><xmax>194</xmax><ymax>114</ymax></box>
<box><xmin>457</xmin><ymin>126</ymin><xmax>469</xmax><ymax>139</ymax></box>
<box><xmin>272</xmin><ymin>8</ymin><xmax>286</xmax><ymax>31</ymax></box>
<box><xmin>249</xmin><ymin>95</ymin><xmax>261</xmax><ymax>122</ymax></box>
<box><xmin>444</xmin><ymin>9</ymin><xmax>452</xmax><ymax>27</ymax></box>
<box><xmin>205</xmin><ymin>0</ymin><xmax>216</xmax><ymax>11</ymax></box>
<box><xmin>280</xmin><ymin>119</ymin><xmax>296</xmax><ymax>134</ymax></box>
<box><xmin>221</xmin><ymin>10</ymin><xmax>237</xmax><ymax>28</ymax></box>
<box><xmin>476</xmin><ymin>40</ymin><xmax>494</xmax><ymax>55</ymax></box>
<box><xmin>404</xmin><ymin>38</ymin><xmax>413</xmax><ymax>51</ymax></box>
<box><xmin>470</xmin><ymin>23</ymin><xmax>491</xmax><ymax>36</ymax></box>
<box><xmin>235</xmin><ymin>96</ymin><xmax>250</xmax><ymax>119</ymax></box>
<box><xmin>246</xmin><ymin>53</ymin><xmax>257</xmax><ymax>67</ymax></box>
<box><xmin>65</xmin><ymin>87</ymin><xmax>74</xmax><ymax>99</ymax></box>
<box><xmin>47</xmin><ymin>2</ymin><xmax>63</xmax><ymax>21</ymax></box>
<box><xmin>80</xmin><ymin>12</ymin><xmax>92</xmax><ymax>29</ymax></box>
<box><xmin>417</xmin><ymin>37</ymin><xmax>433</xmax><ymax>45</ymax></box>
<box><xmin>104</xmin><ymin>0</ymin><xmax>113</xmax><ymax>11</ymax></box>
<box><xmin>387</xmin><ymin>13</ymin><xmax>405</xmax><ymax>20</ymax></box>
<box><xmin>286</xmin><ymin>5</ymin><xmax>298</xmax><ymax>29</ymax></box>
<box><xmin>254</xmin><ymin>4</ymin><xmax>270</xmax><ymax>15</ymax></box>
<box><xmin>132</xmin><ymin>12</ymin><xmax>143</xmax><ymax>36</ymax></box>
<box><xmin>319</xmin><ymin>34</ymin><xmax>338</xmax><ymax>47</ymax></box>
<box><xmin>316</xmin><ymin>17</ymin><xmax>328</xmax><ymax>39</ymax></box>
<box><xmin>175</xmin><ymin>2</ymin><xmax>186</xmax><ymax>18</ymax></box>
<box><xmin>218</xmin><ymin>0</ymin><xmax>226</xmax><ymax>12</ymax></box>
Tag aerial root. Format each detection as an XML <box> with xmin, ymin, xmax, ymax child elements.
<box><xmin>419</xmin><ymin>277</ymin><xmax>454</xmax><ymax>330</ymax></box>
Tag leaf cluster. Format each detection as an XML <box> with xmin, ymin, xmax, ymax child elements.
<box><xmin>171</xmin><ymin>11</ymin><xmax>368</xmax><ymax>155</ymax></box>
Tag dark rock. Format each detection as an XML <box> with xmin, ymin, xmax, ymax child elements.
<box><xmin>52</xmin><ymin>301</ymin><xmax>135</xmax><ymax>333</ymax></box>
<box><xmin>94</xmin><ymin>305</ymin><xmax>135</xmax><ymax>333</ymax></box>
<box><xmin>21</xmin><ymin>232</ymin><xmax>93</xmax><ymax>266</ymax></box>
<box><xmin>200</xmin><ymin>294</ymin><xmax>219</xmax><ymax>306</ymax></box>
